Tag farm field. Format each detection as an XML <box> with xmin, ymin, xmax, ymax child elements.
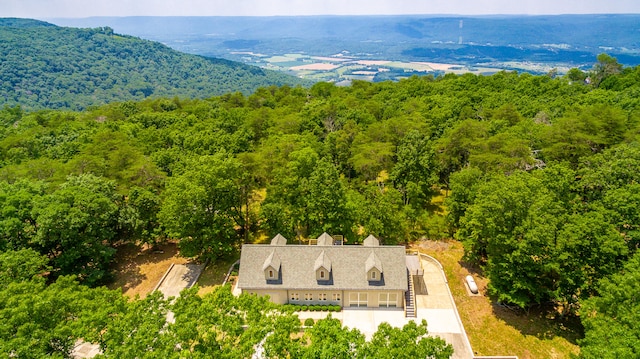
<box><xmin>255</xmin><ymin>52</ymin><xmax>509</xmax><ymax>82</ymax></box>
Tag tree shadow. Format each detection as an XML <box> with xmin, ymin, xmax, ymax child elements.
<box><xmin>490</xmin><ymin>302</ymin><xmax>583</xmax><ymax>345</ymax></box>
<box><xmin>458</xmin><ymin>259</ymin><xmax>583</xmax><ymax>345</ymax></box>
<box><xmin>108</xmin><ymin>241</ymin><xmax>185</xmax><ymax>293</ymax></box>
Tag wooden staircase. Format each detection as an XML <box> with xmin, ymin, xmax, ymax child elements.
<box><xmin>405</xmin><ymin>272</ymin><xmax>416</xmax><ymax>317</ymax></box>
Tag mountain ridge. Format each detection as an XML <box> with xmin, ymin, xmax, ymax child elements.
<box><xmin>0</xmin><ymin>18</ymin><xmax>310</xmax><ymax>111</ymax></box>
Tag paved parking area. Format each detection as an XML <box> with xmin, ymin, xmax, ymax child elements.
<box><xmin>155</xmin><ymin>263</ymin><xmax>205</xmax><ymax>299</ymax></box>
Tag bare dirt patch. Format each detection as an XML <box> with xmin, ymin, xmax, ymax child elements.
<box><xmin>108</xmin><ymin>242</ymin><xmax>189</xmax><ymax>298</ymax></box>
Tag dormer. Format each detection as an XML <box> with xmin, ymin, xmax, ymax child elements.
<box><xmin>363</xmin><ymin>234</ymin><xmax>380</xmax><ymax>247</ymax></box>
<box><xmin>365</xmin><ymin>251</ymin><xmax>383</xmax><ymax>282</ymax></box>
<box><xmin>316</xmin><ymin>232</ymin><xmax>333</xmax><ymax>246</ymax></box>
<box><xmin>314</xmin><ymin>250</ymin><xmax>332</xmax><ymax>282</ymax></box>
<box><xmin>262</xmin><ymin>250</ymin><xmax>281</xmax><ymax>282</ymax></box>
<box><xmin>270</xmin><ymin>233</ymin><xmax>287</xmax><ymax>246</ymax></box>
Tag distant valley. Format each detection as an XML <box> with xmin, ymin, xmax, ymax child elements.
<box><xmin>51</xmin><ymin>15</ymin><xmax>640</xmax><ymax>82</ymax></box>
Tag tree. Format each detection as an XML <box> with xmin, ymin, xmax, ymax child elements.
<box><xmin>171</xmin><ymin>286</ymin><xmax>302</xmax><ymax>358</ymax></box>
<box><xmin>391</xmin><ymin>130</ymin><xmax>437</xmax><ymax>206</ymax></box>
<box><xmin>0</xmin><ymin>248</ymin><xmax>50</xmax><ymax>286</ymax></box>
<box><xmin>353</xmin><ymin>184</ymin><xmax>409</xmax><ymax>244</ymax></box>
<box><xmin>591</xmin><ymin>53</ymin><xmax>623</xmax><ymax>87</ymax></box>
<box><xmin>260</xmin><ymin>147</ymin><xmax>318</xmax><ymax>240</ymax></box>
<box><xmin>362</xmin><ymin>320</ymin><xmax>453</xmax><ymax>359</ymax></box>
<box><xmin>456</xmin><ymin>171</ymin><xmax>567</xmax><ymax>308</ymax></box>
<box><xmin>566</xmin><ymin>68</ymin><xmax>587</xmax><ymax>82</ymax></box>
<box><xmin>0</xmin><ymin>179</ymin><xmax>45</xmax><ymax>251</ymax></box>
<box><xmin>579</xmin><ymin>252</ymin><xmax>640</xmax><ymax>358</ymax></box>
<box><xmin>349</xmin><ymin>135</ymin><xmax>394</xmax><ymax>181</ymax></box>
<box><xmin>555</xmin><ymin>209</ymin><xmax>628</xmax><ymax>308</ymax></box>
<box><xmin>602</xmin><ymin>184</ymin><xmax>640</xmax><ymax>250</ymax></box>
<box><xmin>306</xmin><ymin>158</ymin><xmax>354</xmax><ymax>238</ymax></box>
<box><xmin>0</xmin><ymin>275</ymin><xmax>125</xmax><ymax>358</ymax></box>
<box><xmin>435</xmin><ymin>119</ymin><xmax>488</xmax><ymax>186</ymax></box>
<box><xmin>32</xmin><ymin>174</ymin><xmax>120</xmax><ymax>285</ymax></box>
<box><xmin>444</xmin><ymin>166</ymin><xmax>484</xmax><ymax>230</ymax></box>
<box><xmin>302</xmin><ymin>316</ymin><xmax>365</xmax><ymax>359</ymax></box>
<box><xmin>159</xmin><ymin>153</ymin><xmax>247</xmax><ymax>260</ymax></box>
<box><xmin>125</xmin><ymin>186</ymin><xmax>163</xmax><ymax>247</ymax></box>
<box><xmin>97</xmin><ymin>291</ymin><xmax>178</xmax><ymax>358</ymax></box>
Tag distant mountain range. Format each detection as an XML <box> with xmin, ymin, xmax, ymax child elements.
<box><xmin>0</xmin><ymin>18</ymin><xmax>309</xmax><ymax>111</ymax></box>
<box><xmin>50</xmin><ymin>15</ymin><xmax>640</xmax><ymax>70</ymax></box>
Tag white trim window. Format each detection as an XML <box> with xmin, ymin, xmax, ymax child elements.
<box><xmin>332</xmin><ymin>293</ymin><xmax>341</xmax><ymax>302</ymax></box>
<box><xmin>349</xmin><ymin>292</ymin><xmax>368</xmax><ymax>307</ymax></box>
<box><xmin>379</xmin><ymin>292</ymin><xmax>398</xmax><ymax>307</ymax></box>
<box><xmin>319</xmin><ymin>293</ymin><xmax>327</xmax><ymax>301</ymax></box>
<box><xmin>304</xmin><ymin>293</ymin><xmax>313</xmax><ymax>301</ymax></box>
<box><xmin>290</xmin><ymin>292</ymin><xmax>300</xmax><ymax>301</ymax></box>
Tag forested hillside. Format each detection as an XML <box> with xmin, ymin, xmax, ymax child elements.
<box><xmin>1</xmin><ymin>54</ymin><xmax>640</xmax><ymax>357</ymax></box>
<box><xmin>0</xmin><ymin>18</ymin><xmax>309</xmax><ymax>111</ymax></box>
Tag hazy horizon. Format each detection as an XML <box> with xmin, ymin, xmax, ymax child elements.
<box><xmin>3</xmin><ymin>0</ymin><xmax>640</xmax><ymax>19</ymax></box>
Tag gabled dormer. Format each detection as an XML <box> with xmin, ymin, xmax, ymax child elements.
<box><xmin>314</xmin><ymin>250</ymin><xmax>332</xmax><ymax>283</ymax></box>
<box><xmin>270</xmin><ymin>233</ymin><xmax>287</xmax><ymax>245</ymax></box>
<box><xmin>316</xmin><ymin>232</ymin><xmax>333</xmax><ymax>246</ymax></box>
<box><xmin>363</xmin><ymin>234</ymin><xmax>380</xmax><ymax>247</ymax></box>
<box><xmin>262</xmin><ymin>250</ymin><xmax>281</xmax><ymax>282</ymax></box>
<box><xmin>365</xmin><ymin>251</ymin><xmax>383</xmax><ymax>283</ymax></box>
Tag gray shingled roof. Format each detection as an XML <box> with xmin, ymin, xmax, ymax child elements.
<box><xmin>238</xmin><ymin>244</ymin><xmax>408</xmax><ymax>291</ymax></box>
<box><xmin>365</xmin><ymin>251</ymin><xmax>383</xmax><ymax>273</ymax></box>
<box><xmin>262</xmin><ymin>250</ymin><xmax>281</xmax><ymax>271</ymax></box>
<box><xmin>314</xmin><ymin>250</ymin><xmax>332</xmax><ymax>272</ymax></box>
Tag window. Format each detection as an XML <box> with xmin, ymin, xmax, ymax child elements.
<box><xmin>304</xmin><ymin>293</ymin><xmax>313</xmax><ymax>301</ymax></box>
<box><xmin>269</xmin><ymin>269</ymin><xmax>274</xmax><ymax>278</ymax></box>
<box><xmin>320</xmin><ymin>270</ymin><xmax>325</xmax><ymax>279</ymax></box>
<box><xmin>379</xmin><ymin>293</ymin><xmax>398</xmax><ymax>307</ymax></box>
<box><xmin>290</xmin><ymin>292</ymin><xmax>299</xmax><ymax>301</ymax></box>
<box><xmin>332</xmin><ymin>293</ymin><xmax>341</xmax><ymax>302</ymax></box>
<box><xmin>319</xmin><ymin>293</ymin><xmax>327</xmax><ymax>301</ymax></box>
<box><xmin>349</xmin><ymin>292</ymin><xmax>368</xmax><ymax>307</ymax></box>
<box><xmin>371</xmin><ymin>271</ymin><xmax>376</xmax><ymax>279</ymax></box>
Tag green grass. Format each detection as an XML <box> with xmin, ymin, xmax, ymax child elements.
<box><xmin>196</xmin><ymin>255</ymin><xmax>239</xmax><ymax>295</ymax></box>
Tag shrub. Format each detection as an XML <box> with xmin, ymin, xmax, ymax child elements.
<box><xmin>301</xmin><ymin>305</ymin><xmax>308</xmax><ymax>311</ymax></box>
<box><xmin>304</xmin><ymin>318</ymin><xmax>315</xmax><ymax>327</ymax></box>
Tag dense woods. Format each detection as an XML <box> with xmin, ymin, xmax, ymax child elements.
<box><xmin>0</xmin><ymin>18</ymin><xmax>309</xmax><ymax>111</ymax></box>
<box><xmin>2</xmin><ymin>48</ymin><xmax>640</xmax><ymax>356</ymax></box>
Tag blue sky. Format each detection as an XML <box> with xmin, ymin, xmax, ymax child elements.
<box><xmin>2</xmin><ymin>0</ymin><xmax>640</xmax><ymax>18</ymax></box>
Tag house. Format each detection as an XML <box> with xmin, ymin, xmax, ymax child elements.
<box><xmin>237</xmin><ymin>233</ymin><xmax>409</xmax><ymax>309</ymax></box>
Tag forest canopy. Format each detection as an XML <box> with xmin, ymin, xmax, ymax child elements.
<box><xmin>1</xmin><ymin>51</ymin><xmax>640</xmax><ymax>357</ymax></box>
<box><xmin>0</xmin><ymin>18</ymin><xmax>310</xmax><ymax>111</ymax></box>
